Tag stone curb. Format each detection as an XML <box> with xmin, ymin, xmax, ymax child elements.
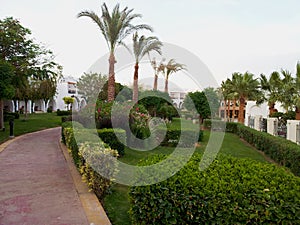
<box><xmin>59</xmin><ymin>141</ymin><xmax>112</xmax><ymax>225</ymax></box>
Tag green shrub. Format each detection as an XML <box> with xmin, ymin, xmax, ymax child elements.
<box><xmin>156</xmin><ymin>127</ymin><xmax>203</xmax><ymax>147</ymax></box>
<box><xmin>203</xmin><ymin>119</ymin><xmax>238</xmax><ymax>133</ymax></box>
<box><xmin>97</xmin><ymin>128</ymin><xmax>126</xmax><ymax>156</ymax></box>
<box><xmin>129</xmin><ymin>154</ymin><xmax>300</xmax><ymax>225</ymax></box>
<box><xmin>61</xmin><ymin>121</ymin><xmax>118</xmax><ymax>200</ymax></box>
<box><xmin>4</xmin><ymin>112</ymin><xmax>19</xmax><ymax>121</ymax></box>
<box><xmin>56</xmin><ymin>109</ymin><xmax>71</xmax><ymax>116</ymax></box>
<box><xmin>236</xmin><ymin>125</ymin><xmax>300</xmax><ymax>176</ymax></box>
<box><xmin>79</xmin><ymin>142</ymin><xmax>118</xmax><ymax>200</ymax></box>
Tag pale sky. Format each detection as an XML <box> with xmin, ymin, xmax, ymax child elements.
<box><xmin>1</xmin><ymin>0</ymin><xmax>300</xmax><ymax>90</ymax></box>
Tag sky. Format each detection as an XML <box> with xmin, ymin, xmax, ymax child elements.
<box><xmin>1</xmin><ymin>0</ymin><xmax>300</xmax><ymax>91</ymax></box>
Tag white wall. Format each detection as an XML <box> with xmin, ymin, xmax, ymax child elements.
<box><xmin>267</xmin><ymin>118</ymin><xmax>278</xmax><ymax>136</ymax></box>
<box><xmin>245</xmin><ymin>101</ymin><xmax>268</xmax><ymax>126</ymax></box>
<box><xmin>287</xmin><ymin>120</ymin><xmax>300</xmax><ymax>144</ymax></box>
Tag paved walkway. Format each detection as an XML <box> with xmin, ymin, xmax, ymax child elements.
<box><xmin>0</xmin><ymin>128</ymin><xmax>109</xmax><ymax>225</ymax></box>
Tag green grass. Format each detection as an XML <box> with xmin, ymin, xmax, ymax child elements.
<box><xmin>0</xmin><ymin>113</ymin><xmax>62</xmax><ymax>143</ymax></box>
<box><xmin>104</xmin><ymin>123</ymin><xmax>268</xmax><ymax>225</ymax></box>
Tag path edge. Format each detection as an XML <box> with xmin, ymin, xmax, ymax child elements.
<box><xmin>59</xmin><ymin>140</ymin><xmax>112</xmax><ymax>225</ymax></box>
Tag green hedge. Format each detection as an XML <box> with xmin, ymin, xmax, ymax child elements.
<box><xmin>203</xmin><ymin>119</ymin><xmax>238</xmax><ymax>133</ymax></box>
<box><xmin>56</xmin><ymin>109</ymin><xmax>71</xmax><ymax>116</ymax></box>
<box><xmin>156</xmin><ymin>127</ymin><xmax>203</xmax><ymax>147</ymax></box>
<box><xmin>61</xmin><ymin>122</ymin><xmax>118</xmax><ymax>200</ymax></box>
<box><xmin>129</xmin><ymin>154</ymin><xmax>300</xmax><ymax>224</ymax></box>
<box><xmin>236</xmin><ymin>125</ymin><xmax>300</xmax><ymax>176</ymax></box>
<box><xmin>97</xmin><ymin>128</ymin><xmax>126</xmax><ymax>156</ymax></box>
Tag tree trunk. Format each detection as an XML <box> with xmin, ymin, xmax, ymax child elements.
<box><xmin>153</xmin><ymin>74</ymin><xmax>158</xmax><ymax>91</ymax></box>
<box><xmin>227</xmin><ymin>100</ymin><xmax>230</xmax><ymax>122</ymax></box>
<box><xmin>296</xmin><ymin>106</ymin><xmax>300</xmax><ymax>120</ymax></box>
<box><xmin>24</xmin><ymin>99</ymin><xmax>28</xmax><ymax>120</ymax></box>
<box><xmin>238</xmin><ymin>97</ymin><xmax>245</xmax><ymax>124</ymax></box>
<box><xmin>0</xmin><ymin>99</ymin><xmax>4</xmax><ymax>131</ymax></box>
<box><xmin>132</xmin><ymin>63</ymin><xmax>139</xmax><ymax>103</ymax></box>
<box><xmin>268</xmin><ymin>102</ymin><xmax>276</xmax><ymax>116</ymax></box>
<box><xmin>107</xmin><ymin>53</ymin><xmax>116</xmax><ymax>102</ymax></box>
<box><xmin>233</xmin><ymin>99</ymin><xmax>236</xmax><ymax>121</ymax></box>
<box><xmin>164</xmin><ymin>77</ymin><xmax>169</xmax><ymax>93</ymax></box>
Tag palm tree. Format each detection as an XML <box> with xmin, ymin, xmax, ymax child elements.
<box><xmin>279</xmin><ymin>69</ymin><xmax>295</xmax><ymax>112</ymax></box>
<box><xmin>150</xmin><ymin>57</ymin><xmax>165</xmax><ymax>91</ymax></box>
<box><xmin>159</xmin><ymin>59</ymin><xmax>185</xmax><ymax>93</ymax></box>
<box><xmin>260</xmin><ymin>71</ymin><xmax>282</xmax><ymax>116</ymax></box>
<box><xmin>230</xmin><ymin>72</ymin><xmax>261</xmax><ymax>124</ymax></box>
<box><xmin>77</xmin><ymin>3</ymin><xmax>152</xmax><ymax>102</ymax></box>
<box><xmin>294</xmin><ymin>62</ymin><xmax>300</xmax><ymax>120</ymax></box>
<box><xmin>132</xmin><ymin>33</ymin><xmax>162</xmax><ymax>102</ymax></box>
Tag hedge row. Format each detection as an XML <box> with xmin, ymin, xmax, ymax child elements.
<box><xmin>61</xmin><ymin>122</ymin><xmax>118</xmax><ymax>199</ymax></box>
<box><xmin>97</xmin><ymin>128</ymin><xmax>126</xmax><ymax>156</ymax></box>
<box><xmin>236</xmin><ymin>125</ymin><xmax>300</xmax><ymax>176</ymax></box>
<box><xmin>203</xmin><ymin>119</ymin><xmax>238</xmax><ymax>133</ymax></box>
<box><xmin>155</xmin><ymin>127</ymin><xmax>203</xmax><ymax>147</ymax></box>
<box><xmin>129</xmin><ymin>153</ymin><xmax>300</xmax><ymax>224</ymax></box>
<box><xmin>203</xmin><ymin>119</ymin><xmax>300</xmax><ymax>176</ymax></box>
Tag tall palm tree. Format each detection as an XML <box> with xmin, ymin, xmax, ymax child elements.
<box><xmin>77</xmin><ymin>3</ymin><xmax>152</xmax><ymax>102</ymax></box>
<box><xmin>294</xmin><ymin>62</ymin><xmax>300</xmax><ymax>120</ymax></box>
<box><xmin>159</xmin><ymin>59</ymin><xmax>185</xmax><ymax>93</ymax></box>
<box><xmin>150</xmin><ymin>57</ymin><xmax>165</xmax><ymax>91</ymax></box>
<box><xmin>221</xmin><ymin>79</ymin><xmax>237</xmax><ymax>121</ymax></box>
<box><xmin>279</xmin><ymin>69</ymin><xmax>295</xmax><ymax>112</ymax></box>
<box><xmin>260</xmin><ymin>71</ymin><xmax>282</xmax><ymax>116</ymax></box>
<box><xmin>132</xmin><ymin>33</ymin><xmax>162</xmax><ymax>102</ymax></box>
<box><xmin>230</xmin><ymin>72</ymin><xmax>260</xmax><ymax>124</ymax></box>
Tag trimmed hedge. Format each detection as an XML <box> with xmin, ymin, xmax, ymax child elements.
<box><xmin>97</xmin><ymin>128</ymin><xmax>126</xmax><ymax>156</ymax></box>
<box><xmin>61</xmin><ymin>122</ymin><xmax>118</xmax><ymax>200</ymax></box>
<box><xmin>4</xmin><ymin>112</ymin><xmax>20</xmax><ymax>121</ymax></box>
<box><xmin>203</xmin><ymin>119</ymin><xmax>238</xmax><ymax>133</ymax></box>
<box><xmin>129</xmin><ymin>154</ymin><xmax>300</xmax><ymax>224</ymax></box>
<box><xmin>236</xmin><ymin>125</ymin><xmax>300</xmax><ymax>176</ymax></box>
<box><xmin>156</xmin><ymin>127</ymin><xmax>203</xmax><ymax>147</ymax></box>
<box><xmin>56</xmin><ymin>109</ymin><xmax>71</xmax><ymax>116</ymax></box>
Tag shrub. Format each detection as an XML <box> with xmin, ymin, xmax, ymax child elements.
<box><xmin>129</xmin><ymin>154</ymin><xmax>300</xmax><ymax>225</ymax></box>
<box><xmin>203</xmin><ymin>119</ymin><xmax>238</xmax><ymax>133</ymax></box>
<box><xmin>47</xmin><ymin>107</ymin><xmax>53</xmax><ymax>113</ymax></box>
<box><xmin>61</xmin><ymin>121</ymin><xmax>118</xmax><ymax>200</ymax></box>
<box><xmin>56</xmin><ymin>109</ymin><xmax>71</xmax><ymax>116</ymax></box>
<box><xmin>79</xmin><ymin>142</ymin><xmax>118</xmax><ymax>200</ymax></box>
<box><xmin>156</xmin><ymin>127</ymin><xmax>203</xmax><ymax>147</ymax></box>
<box><xmin>4</xmin><ymin>112</ymin><xmax>19</xmax><ymax>121</ymax></box>
<box><xmin>236</xmin><ymin>125</ymin><xmax>300</xmax><ymax>176</ymax></box>
<box><xmin>97</xmin><ymin>128</ymin><xmax>126</xmax><ymax>156</ymax></box>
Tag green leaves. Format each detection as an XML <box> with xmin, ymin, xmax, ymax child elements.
<box><xmin>129</xmin><ymin>154</ymin><xmax>300</xmax><ymax>224</ymax></box>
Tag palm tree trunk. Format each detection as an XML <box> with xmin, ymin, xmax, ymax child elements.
<box><xmin>268</xmin><ymin>102</ymin><xmax>276</xmax><ymax>116</ymax></box>
<box><xmin>164</xmin><ymin>77</ymin><xmax>168</xmax><ymax>93</ymax></box>
<box><xmin>296</xmin><ymin>106</ymin><xmax>300</xmax><ymax>120</ymax></box>
<box><xmin>132</xmin><ymin>63</ymin><xmax>139</xmax><ymax>103</ymax></box>
<box><xmin>0</xmin><ymin>99</ymin><xmax>4</xmax><ymax>131</ymax></box>
<box><xmin>227</xmin><ymin>100</ymin><xmax>230</xmax><ymax>122</ymax></box>
<box><xmin>108</xmin><ymin>53</ymin><xmax>116</xmax><ymax>102</ymax></box>
<box><xmin>153</xmin><ymin>74</ymin><xmax>158</xmax><ymax>91</ymax></box>
<box><xmin>233</xmin><ymin>99</ymin><xmax>236</xmax><ymax>121</ymax></box>
<box><xmin>238</xmin><ymin>97</ymin><xmax>245</xmax><ymax>124</ymax></box>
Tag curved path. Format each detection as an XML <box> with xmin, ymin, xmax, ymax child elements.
<box><xmin>0</xmin><ymin>128</ymin><xmax>110</xmax><ymax>225</ymax></box>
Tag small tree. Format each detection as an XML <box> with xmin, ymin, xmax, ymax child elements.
<box><xmin>183</xmin><ymin>91</ymin><xmax>210</xmax><ymax>125</ymax></box>
<box><xmin>63</xmin><ymin>96</ymin><xmax>74</xmax><ymax>110</ymax></box>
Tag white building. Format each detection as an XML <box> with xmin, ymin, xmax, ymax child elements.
<box><xmin>3</xmin><ymin>76</ymin><xmax>86</xmax><ymax>113</ymax></box>
<box><xmin>169</xmin><ymin>91</ymin><xmax>186</xmax><ymax>109</ymax></box>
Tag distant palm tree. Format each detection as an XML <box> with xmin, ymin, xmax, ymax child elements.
<box><xmin>279</xmin><ymin>69</ymin><xmax>295</xmax><ymax>112</ymax></box>
<box><xmin>150</xmin><ymin>57</ymin><xmax>165</xmax><ymax>91</ymax></box>
<box><xmin>132</xmin><ymin>33</ymin><xmax>162</xmax><ymax>102</ymax></box>
<box><xmin>159</xmin><ymin>59</ymin><xmax>185</xmax><ymax>93</ymax></box>
<box><xmin>294</xmin><ymin>62</ymin><xmax>300</xmax><ymax>120</ymax></box>
<box><xmin>230</xmin><ymin>72</ymin><xmax>261</xmax><ymax>124</ymax></box>
<box><xmin>260</xmin><ymin>71</ymin><xmax>282</xmax><ymax>116</ymax></box>
<box><xmin>77</xmin><ymin>3</ymin><xmax>152</xmax><ymax>102</ymax></box>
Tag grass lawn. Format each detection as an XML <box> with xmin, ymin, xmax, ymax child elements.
<box><xmin>103</xmin><ymin>121</ymin><xmax>268</xmax><ymax>225</ymax></box>
<box><xmin>0</xmin><ymin>113</ymin><xmax>62</xmax><ymax>144</ymax></box>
